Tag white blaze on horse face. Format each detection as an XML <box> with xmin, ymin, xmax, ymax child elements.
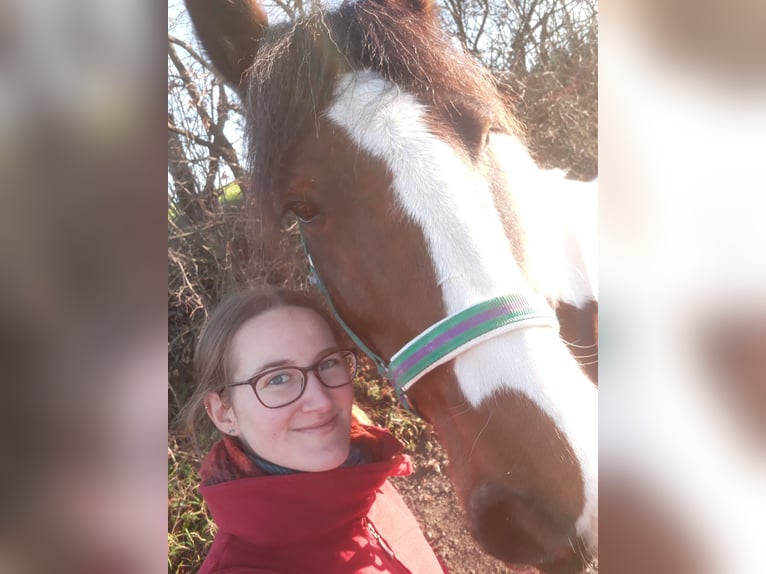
<box><xmin>326</xmin><ymin>71</ymin><xmax>597</xmax><ymax>552</ymax></box>
<box><xmin>328</xmin><ymin>72</ymin><xmax>530</xmax><ymax>302</ymax></box>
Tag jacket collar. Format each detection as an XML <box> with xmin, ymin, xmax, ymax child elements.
<box><xmin>199</xmin><ymin>424</ymin><xmax>412</xmax><ymax>544</ymax></box>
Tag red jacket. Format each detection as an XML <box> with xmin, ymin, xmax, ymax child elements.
<box><xmin>197</xmin><ymin>423</ymin><xmax>448</xmax><ymax>574</ymax></box>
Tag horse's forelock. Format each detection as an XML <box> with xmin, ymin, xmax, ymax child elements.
<box><xmin>244</xmin><ymin>0</ymin><xmax>519</xmax><ymax>222</ymax></box>
<box><xmin>245</xmin><ymin>16</ymin><xmax>342</xmax><ymax>219</ymax></box>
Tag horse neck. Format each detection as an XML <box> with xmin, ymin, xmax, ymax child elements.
<box><xmin>490</xmin><ymin>134</ymin><xmax>598</xmax><ymax>309</ymax></box>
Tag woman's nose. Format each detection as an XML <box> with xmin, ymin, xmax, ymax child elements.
<box><xmin>300</xmin><ymin>370</ymin><xmax>333</xmax><ymax>410</ymax></box>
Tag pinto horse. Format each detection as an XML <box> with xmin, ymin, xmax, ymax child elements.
<box><xmin>185</xmin><ymin>0</ymin><xmax>598</xmax><ymax>571</ymax></box>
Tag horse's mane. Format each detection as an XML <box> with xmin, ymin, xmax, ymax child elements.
<box><xmin>244</xmin><ymin>0</ymin><xmax>522</xmax><ymax>215</ymax></box>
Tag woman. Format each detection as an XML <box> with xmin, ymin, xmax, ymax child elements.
<box><xmin>181</xmin><ymin>286</ymin><xmax>448</xmax><ymax>574</ymax></box>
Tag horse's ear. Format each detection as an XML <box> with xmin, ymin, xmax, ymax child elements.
<box><xmin>184</xmin><ymin>0</ymin><xmax>268</xmax><ymax>93</ymax></box>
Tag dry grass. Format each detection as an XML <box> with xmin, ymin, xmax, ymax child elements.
<box><xmin>168</xmin><ymin>435</ymin><xmax>216</xmax><ymax>574</ymax></box>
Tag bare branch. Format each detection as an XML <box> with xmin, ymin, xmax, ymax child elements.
<box><xmin>168</xmin><ymin>39</ymin><xmax>245</xmax><ymax>183</ymax></box>
<box><xmin>168</xmin><ymin>34</ymin><xmax>215</xmax><ymax>72</ymax></box>
<box><xmin>167</xmin><ymin>122</ymin><xmax>242</xmax><ymax>172</ymax></box>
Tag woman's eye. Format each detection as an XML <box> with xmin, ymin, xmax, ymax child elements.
<box><xmin>266</xmin><ymin>373</ymin><xmax>291</xmax><ymax>386</ymax></box>
<box><xmin>287</xmin><ymin>201</ymin><xmax>320</xmax><ymax>223</ymax></box>
<box><xmin>318</xmin><ymin>356</ymin><xmax>340</xmax><ymax>371</ymax></box>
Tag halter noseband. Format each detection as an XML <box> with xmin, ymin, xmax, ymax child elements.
<box><xmin>301</xmin><ymin>233</ymin><xmax>560</xmax><ymax>414</ymax></box>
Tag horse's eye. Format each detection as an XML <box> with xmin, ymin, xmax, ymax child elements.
<box><xmin>287</xmin><ymin>201</ymin><xmax>320</xmax><ymax>223</ymax></box>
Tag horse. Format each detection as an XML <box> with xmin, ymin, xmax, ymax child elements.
<box><xmin>184</xmin><ymin>0</ymin><xmax>598</xmax><ymax>571</ymax></box>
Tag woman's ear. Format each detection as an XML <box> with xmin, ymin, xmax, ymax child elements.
<box><xmin>204</xmin><ymin>392</ymin><xmax>240</xmax><ymax>436</ymax></box>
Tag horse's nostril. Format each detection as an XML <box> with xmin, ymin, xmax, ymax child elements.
<box><xmin>469</xmin><ymin>482</ymin><xmax>585</xmax><ymax>570</ymax></box>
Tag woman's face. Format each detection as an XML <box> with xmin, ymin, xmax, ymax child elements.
<box><xmin>218</xmin><ymin>306</ymin><xmax>355</xmax><ymax>472</ymax></box>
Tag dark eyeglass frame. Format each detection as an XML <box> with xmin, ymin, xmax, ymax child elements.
<box><xmin>222</xmin><ymin>348</ymin><xmax>358</xmax><ymax>409</ymax></box>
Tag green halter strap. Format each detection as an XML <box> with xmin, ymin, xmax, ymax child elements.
<box><xmin>300</xmin><ymin>230</ymin><xmax>560</xmax><ymax>414</ymax></box>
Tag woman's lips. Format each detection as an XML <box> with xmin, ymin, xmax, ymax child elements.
<box><xmin>293</xmin><ymin>414</ymin><xmax>338</xmax><ymax>434</ymax></box>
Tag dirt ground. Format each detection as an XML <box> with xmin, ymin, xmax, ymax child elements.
<box><xmin>392</xmin><ymin>445</ymin><xmax>597</xmax><ymax>574</ymax></box>
<box><xmin>391</xmin><ymin>446</ymin><xmax>514</xmax><ymax>574</ymax></box>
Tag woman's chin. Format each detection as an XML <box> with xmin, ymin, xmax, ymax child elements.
<box><xmin>294</xmin><ymin>445</ymin><xmax>351</xmax><ymax>472</ymax></box>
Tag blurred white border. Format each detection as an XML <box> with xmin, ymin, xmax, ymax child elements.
<box><xmin>600</xmin><ymin>2</ymin><xmax>766</xmax><ymax>572</ymax></box>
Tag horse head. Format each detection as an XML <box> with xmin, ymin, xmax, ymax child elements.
<box><xmin>185</xmin><ymin>0</ymin><xmax>598</xmax><ymax>570</ymax></box>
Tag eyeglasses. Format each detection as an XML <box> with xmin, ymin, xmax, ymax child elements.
<box><xmin>224</xmin><ymin>349</ymin><xmax>358</xmax><ymax>408</ymax></box>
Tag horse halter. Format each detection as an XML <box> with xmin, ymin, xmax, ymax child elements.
<box><xmin>301</xmin><ymin>232</ymin><xmax>560</xmax><ymax>414</ymax></box>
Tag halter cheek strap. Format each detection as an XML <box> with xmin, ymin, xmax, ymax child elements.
<box><xmin>390</xmin><ymin>294</ymin><xmax>559</xmax><ymax>398</ymax></box>
<box><xmin>300</xmin><ymin>231</ymin><xmax>559</xmax><ymax>414</ymax></box>
<box><xmin>305</xmin><ymin>249</ymin><xmax>390</xmax><ymax>377</ymax></box>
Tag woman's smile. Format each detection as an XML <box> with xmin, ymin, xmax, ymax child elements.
<box><xmin>293</xmin><ymin>413</ymin><xmax>339</xmax><ymax>434</ymax></box>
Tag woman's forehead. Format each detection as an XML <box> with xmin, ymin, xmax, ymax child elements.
<box><xmin>227</xmin><ymin>306</ymin><xmax>336</xmax><ymax>377</ymax></box>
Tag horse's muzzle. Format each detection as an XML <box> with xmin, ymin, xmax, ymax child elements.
<box><xmin>469</xmin><ymin>481</ymin><xmax>592</xmax><ymax>573</ymax></box>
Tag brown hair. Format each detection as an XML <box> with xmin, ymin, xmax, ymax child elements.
<box><xmin>178</xmin><ymin>285</ymin><xmax>347</xmax><ymax>443</ymax></box>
